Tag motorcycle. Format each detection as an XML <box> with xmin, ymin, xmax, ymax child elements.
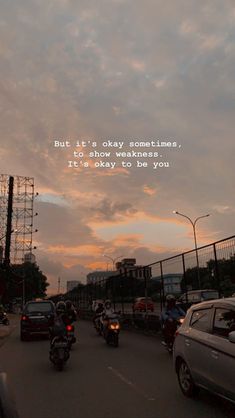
<box><xmin>0</xmin><ymin>312</ymin><xmax>9</xmax><ymax>326</ymax></box>
<box><xmin>66</xmin><ymin>324</ymin><xmax>76</xmax><ymax>349</ymax></box>
<box><xmin>49</xmin><ymin>335</ymin><xmax>70</xmax><ymax>371</ymax></box>
<box><xmin>162</xmin><ymin>316</ymin><xmax>184</xmax><ymax>353</ymax></box>
<box><xmin>94</xmin><ymin>315</ymin><xmax>103</xmax><ymax>336</ymax></box>
<box><xmin>103</xmin><ymin>314</ymin><xmax>120</xmax><ymax>347</ymax></box>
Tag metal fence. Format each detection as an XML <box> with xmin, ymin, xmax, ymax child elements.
<box><xmin>62</xmin><ymin>235</ymin><xmax>235</xmax><ymax>315</ymax></box>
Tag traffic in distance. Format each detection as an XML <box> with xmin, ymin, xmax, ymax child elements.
<box><xmin>0</xmin><ymin>291</ymin><xmax>234</xmax><ymax>418</ymax></box>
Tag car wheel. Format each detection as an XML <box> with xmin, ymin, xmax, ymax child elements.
<box><xmin>177</xmin><ymin>359</ymin><xmax>199</xmax><ymax>397</ymax></box>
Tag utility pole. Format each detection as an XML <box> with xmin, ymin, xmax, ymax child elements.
<box><xmin>4</xmin><ymin>176</ymin><xmax>14</xmax><ymax>266</ymax></box>
<box><xmin>58</xmin><ymin>277</ymin><xmax>61</xmax><ymax>294</ymax></box>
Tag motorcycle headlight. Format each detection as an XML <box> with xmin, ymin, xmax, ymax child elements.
<box><xmin>109</xmin><ymin>324</ymin><xmax>120</xmax><ymax>330</ymax></box>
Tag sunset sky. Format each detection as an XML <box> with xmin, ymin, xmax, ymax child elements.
<box><xmin>1</xmin><ymin>1</ymin><xmax>235</xmax><ymax>294</ymax></box>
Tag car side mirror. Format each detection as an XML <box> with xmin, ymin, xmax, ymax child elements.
<box><xmin>228</xmin><ymin>331</ymin><xmax>235</xmax><ymax>343</ymax></box>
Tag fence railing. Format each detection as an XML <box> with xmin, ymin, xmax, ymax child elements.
<box><xmin>58</xmin><ymin>235</ymin><xmax>235</xmax><ymax>314</ymax></box>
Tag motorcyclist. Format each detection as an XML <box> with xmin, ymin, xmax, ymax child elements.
<box><xmin>50</xmin><ymin>301</ymin><xmax>71</xmax><ymax>344</ymax></box>
<box><xmin>0</xmin><ymin>304</ymin><xmax>8</xmax><ymax>324</ymax></box>
<box><xmin>103</xmin><ymin>299</ymin><xmax>114</xmax><ymax>317</ymax></box>
<box><xmin>93</xmin><ymin>302</ymin><xmax>104</xmax><ymax>329</ymax></box>
<box><xmin>161</xmin><ymin>294</ymin><xmax>185</xmax><ymax>322</ymax></box>
<box><xmin>65</xmin><ymin>300</ymin><xmax>77</xmax><ymax>323</ymax></box>
<box><xmin>101</xmin><ymin>300</ymin><xmax>114</xmax><ymax>334</ymax></box>
<box><xmin>161</xmin><ymin>294</ymin><xmax>185</xmax><ymax>346</ymax></box>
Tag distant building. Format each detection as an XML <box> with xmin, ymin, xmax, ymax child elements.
<box><xmin>24</xmin><ymin>252</ymin><xmax>36</xmax><ymax>264</ymax></box>
<box><xmin>86</xmin><ymin>258</ymin><xmax>152</xmax><ymax>285</ymax></box>
<box><xmin>153</xmin><ymin>273</ymin><xmax>183</xmax><ymax>294</ymax></box>
<box><xmin>66</xmin><ymin>280</ymin><xmax>81</xmax><ymax>292</ymax></box>
<box><xmin>116</xmin><ymin>258</ymin><xmax>152</xmax><ymax>279</ymax></box>
<box><xmin>86</xmin><ymin>271</ymin><xmax>117</xmax><ymax>285</ymax></box>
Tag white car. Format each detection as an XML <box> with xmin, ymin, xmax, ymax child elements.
<box><xmin>173</xmin><ymin>298</ymin><xmax>235</xmax><ymax>403</ymax></box>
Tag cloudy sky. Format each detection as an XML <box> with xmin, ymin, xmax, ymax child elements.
<box><xmin>1</xmin><ymin>0</ymin><xmax>235</xmax><ymax>293</ymax></box>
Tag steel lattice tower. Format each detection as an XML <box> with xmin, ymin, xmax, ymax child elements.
<box><xmin>0</xmin><ymin>174</ymin><xmax>35</xmax><ymax>264</ymax></box>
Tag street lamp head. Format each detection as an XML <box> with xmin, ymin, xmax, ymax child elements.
<box><xmin>173</xmin><ymin>210</ymin><xmax>178</xmax><ymax>214</ymax></box>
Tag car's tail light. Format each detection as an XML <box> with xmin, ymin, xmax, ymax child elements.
<box><xmin>66</xmin><ymin>325</ymin><xmax>73</xmax><ymax>332</ymax></box>
<box><xmin>21</xmin><ymin>315</ymin><xmax>28</xmax><ymax>321</ymax></box>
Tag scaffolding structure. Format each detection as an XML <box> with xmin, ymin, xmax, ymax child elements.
<box><xmin>0</xmin><ymin>174</ymin><xmax>35</xmax><ymax>264</ymax></box>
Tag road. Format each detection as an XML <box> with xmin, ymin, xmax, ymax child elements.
<box><xmin>0</xmin><ymin>318</ymin><xmax>234</xmax><ymax>418</ymax></box>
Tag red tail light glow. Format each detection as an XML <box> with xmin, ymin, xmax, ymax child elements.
<box><xmin>66</xmin><ymin>325</ymin><xmax>73</xmax><ymax>331</ymax></box>
<box><xmin>21</xmin><ymin>315</ymin><xmax>28</xmax><ymax>321</ymax></box>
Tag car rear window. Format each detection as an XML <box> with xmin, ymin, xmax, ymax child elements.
<box><xmin>25</xmin><ymin>302</ymin><xmax>53</xmax><ymax>313</ymax></box>
<box><xmin>202</xmin><ymin>291</ymin><xmax>219</xmax><ymax>300</ymax></box>
<box><xmin>190</xmin><ymin>308</ymin><xmax>212</xmax><ymax>332</ymax></box>
<box><xmin>213</xmin><ymin>308</ymin><xmax>235</xmax><ymax>338</ymax></box>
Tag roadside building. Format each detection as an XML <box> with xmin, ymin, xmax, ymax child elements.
<box><xmin>86</xmin><ymin>271</ymin><xmax>117</xmax><ymax>285</ymax></box>
<box><xmin>152</xmin><ymin>273</ymin><xmax>183</xmax><ymax>295</ymax></box>
<box><xmin>66</xmin><ymin>280</ymin><xmax>81</xmax><ymax>292</ymax></box>
<box><xmin>116</xmin><ymin>258</ymin><xmax>152</xmax><ymax>279</ymax></box>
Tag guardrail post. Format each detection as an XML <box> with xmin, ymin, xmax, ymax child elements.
<box><xmin>182</xmin><ymin>253</ymin><xmax>188</xmax><ymax>302</ymax></box>
<box><xmin>213</xmin><ymin>243</ymin><xmax>221</xmax><ymax>297</ymax></box>
<box><xmin>160</xmin><ymin>261</ymin><xmax>165</xmax><ymax>307</ymax></box>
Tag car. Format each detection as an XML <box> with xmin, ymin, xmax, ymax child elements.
<box><xmin>132</xmin><ymin>297</ymin><xmax>154</xmax><ymax>313</ymax></box>
<box><xmin>20</xmin><ymin>300</ymin><xmax>56</xmax><ymax>341</ymax></box>
<box><xmin>173</xmin><ymin>297</ymin><xmax>235</xmax><ymax>404</ymax></box>
<box><xmin>176</xmin><ymin>289</ymin><xmax>220</xmax><ymax>312</ymax></box>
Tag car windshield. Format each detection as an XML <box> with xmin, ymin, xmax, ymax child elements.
<box><xmin>202</xmin><ymin>291</ymin><xmax>219</xmax><ymax>300</ymax></box>
<box><xmin>25</xmin><ymin>303</ymin><xmax>53</xmax><ymax>313</ymax></box>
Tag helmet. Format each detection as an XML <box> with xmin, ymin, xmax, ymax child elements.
<box><xmin>65</xmin><ymin>300</ymin><xmax>72</xmax><ymax>310</ymax></box>
<box><xmin>56</xmin><ymin>301</ymin><xmax>66</xmax><ymax>314</ymax></box>
<box><xmin>166</xmin><ymin>294</ymin><xmax>176</xmax><ymax>302</ymax></box>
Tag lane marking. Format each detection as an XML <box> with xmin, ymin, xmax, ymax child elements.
<box><xmin>108</xmin><ymin>366</ymin><xmax>155</xmax><ymax>401</ymax></box>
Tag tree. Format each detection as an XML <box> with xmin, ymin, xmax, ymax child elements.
<box><xmin>5</xmin><ymin>262</ymin><xmax>49</xmax><ymax>302</ymax></box>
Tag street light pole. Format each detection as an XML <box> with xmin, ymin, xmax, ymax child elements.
<box><xmin>103</xmin><ymin>254</ymin><xmax>123</xmax><ymax>271</ymax></box>
<box><xmin>173</xmin><ymin>211</ymin><xmax>210</xmax><ymax>288</ymax></box>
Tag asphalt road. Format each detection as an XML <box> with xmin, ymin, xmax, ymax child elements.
<box><xmin>0</xmin><ymin>318</ymin><xmax>234</xmax><ymax>418</ymax></box>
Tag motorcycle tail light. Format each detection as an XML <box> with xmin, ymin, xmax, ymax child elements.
<box><xmin>66</xmin><ymin>325</ymin><xmax>73</xmax><ymax>331</ymax></box>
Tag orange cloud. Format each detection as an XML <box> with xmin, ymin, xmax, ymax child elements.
<box><xmin>143</xmin><ymin>185</ymin><xmax>157</xmax><ymax>196</ymax></box>
<box><xmin>47</xmin><ymin>244</ymin><xmax>102</xmax><ymax>257</ymax></box>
